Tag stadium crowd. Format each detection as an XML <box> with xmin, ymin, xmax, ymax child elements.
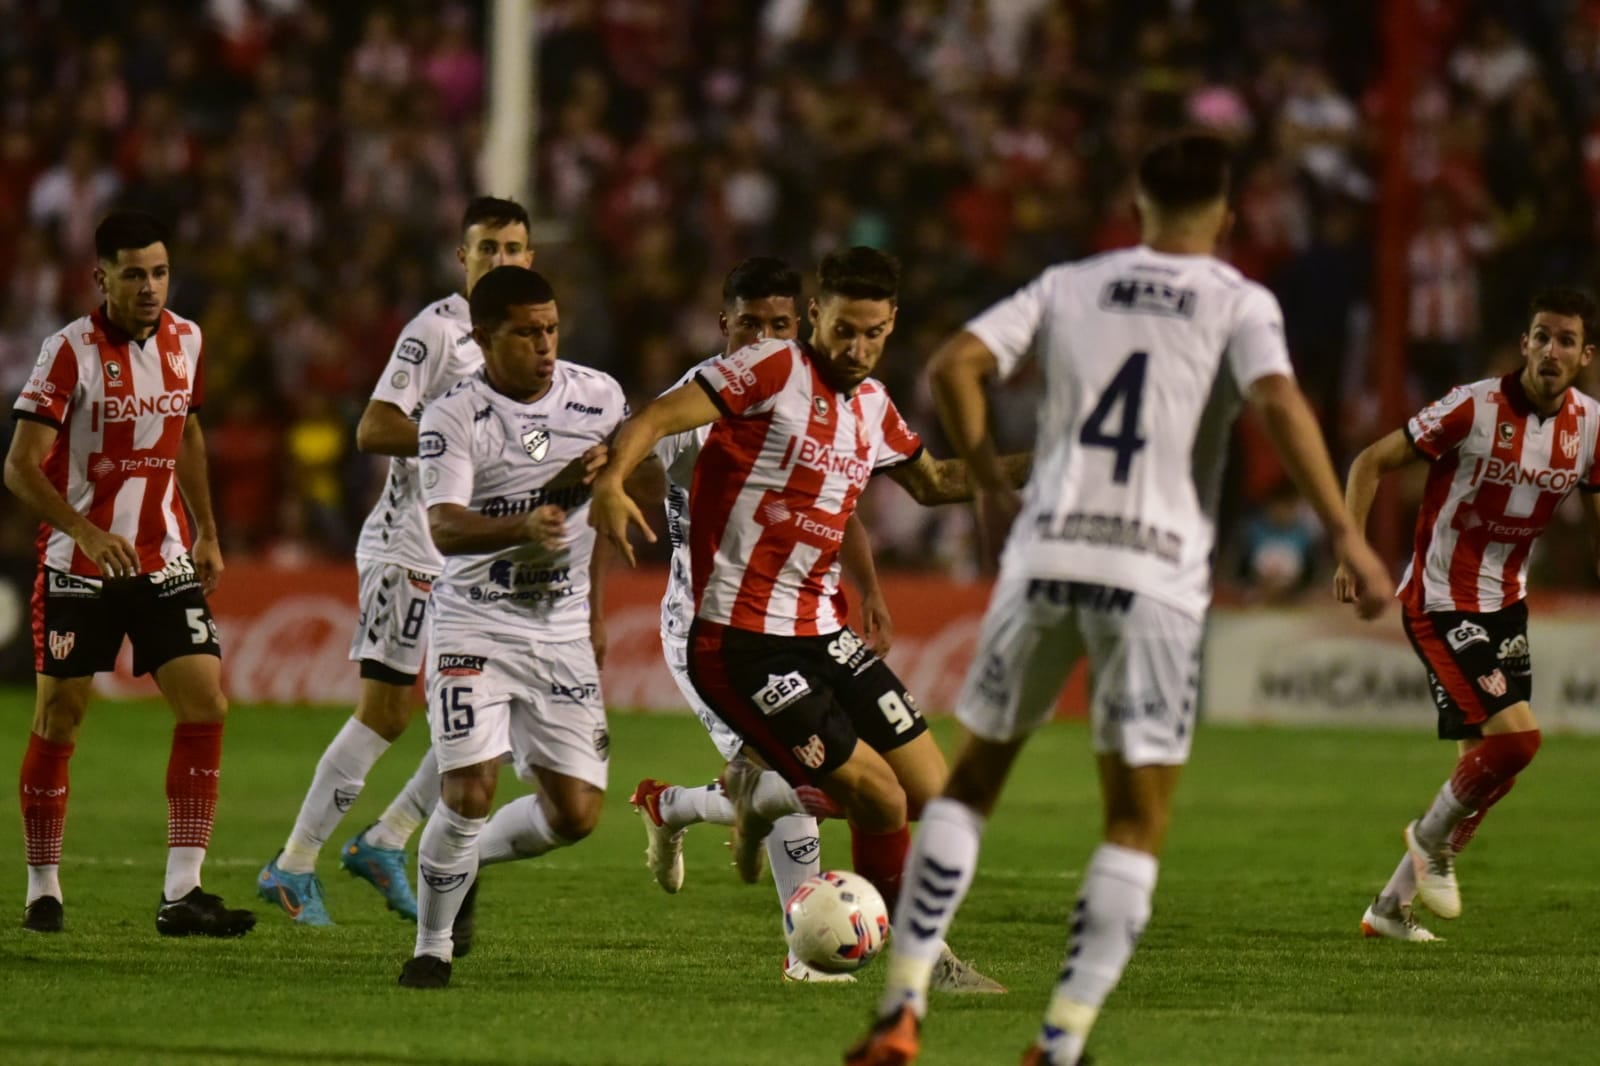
<box><xmin>1</xmin><ymin>0</ymin><xmax>1598</xmax><ymax>593</ymax></box>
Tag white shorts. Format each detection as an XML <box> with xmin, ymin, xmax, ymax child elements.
<box><xmin>426</xmin><ymin>626</ymin><xmax>610</xmax><ymax>791</ymax></box>
<box><xmin>663</xmin><ymin>631</ymin><xmax>743</xmax><ymax>762</ymax></box>
<box><xmin>349</xmin><ymin>561</ymin><xmax>435</xmax><ymax>680</ymax></box>
<box><xmin>957</xmin><ymin>574</ymin><xmax>1203</xmax><ymax>767</ymax></box>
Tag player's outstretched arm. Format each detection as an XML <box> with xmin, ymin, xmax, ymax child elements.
<box><xmin>929</xmin><ymin>330</ymin><xmax>1008</xmax><ymax>492</ymax></box>
<box><xmin>591</xmin><ymin>382</ymin><xmax>719</xmax><ymax>565</ymax></box>
<box><xmin>428</xmin><ymin>502</ymin><xmax>566</xmax><ymax>556</ymax></box>
<box><xmin>840</xmin><ymin>515</ymin><xmax>892</xmax><ymax>655</ymax></box>
<box><xmin>1333</xmin><ymin>428</ymin><xmax>1421</xmax><ymax>603</ymax></box>
<box><xmin>177</xmin><ymin>413</ymin><xmax>224</xmax><ymax>592</ymax></box>
<box><xmin>884</xmin><ymin>449</ymin><xmax>1032</xmax><ymax>507</ymax></box>
<box><xmin>355</xmin><ymin>400</ymin><xmax>421</xmax><ymax>457</ymax></box>
<box><xmin>4</xmin><ymin>418</ymin><xmax>139</xmax><ymax>577</ymax></box>
<box><xmin>1248</xmin><ymin>373</ymin><xmax>1392</xmax><ymax>619</ymax></box>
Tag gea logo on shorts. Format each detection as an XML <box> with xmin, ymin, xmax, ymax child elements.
<box><xmin>755</xmin><ymin>671</ymin><xmax>811</xmax><ymax>715</ymax></box>
<box><xmin>437</xmin><ymin>654</ymin><xmax>487</xmax><ymax>676</ymax></box>
<box><xmin>1446</xmin><ymin>620</ymin><xmax>1489</xmax><ymax>651</ymax></box>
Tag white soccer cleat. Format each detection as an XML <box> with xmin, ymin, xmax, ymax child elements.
<box><xmin>781</xmin><ymin>955</ymin><xmax>857</xmax><ymax>983</ymax></box>
<box><xmin>931</xmin><ymin>944</ymin><xmax>1007</xmax><ymax>994</ymax></box>
<box><xmin>721</xmin><ymin>755</ymin><xmax>772</xmax><ymax>885</ymax></box>
<box><xmin>628</xmin><ymin>779</ymin><xmax>685</xmax><ymax>894</ymax></box>
<box><xmin>1404</xmin><ymin>820</ymin><xmax>1461</xmax><ymax>919</ymax></box>
<box><xmin>1361</xmin><ymin>896</ymin><xmax>1440</xmax><ymax>942</ymax></box>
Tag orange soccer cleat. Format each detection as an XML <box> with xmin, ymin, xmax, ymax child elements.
<box><xmin>844</xmin><ymin>1006</ymin><xmax>921</xmax><ymax>1066</ymax></box>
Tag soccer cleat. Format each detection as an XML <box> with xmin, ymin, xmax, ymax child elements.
<box><xmin>341</xmin><ymin>826</ymin><xmax>418</xmax><ymax>920</ymax></box>
<box><xmin>257</xmin><ymin>853</ymin><xmax>334</xmax><ymax>926</ymax></box>
<box><xmin>22</xmin><ymin>896</ymin><xmax>63</xmax><ymax>933</ymax></box>
<box><xmin>931</xmin><ymin>944</ymin><xmax>1007</xmax><ymax>994</ymax></box>
<box><xmin>398</xmin><ymin>954</ymin><xmax>452</xmax><ymax>989</ymax></box>
<box><xmin>722</xmin><ymin>755</ymin><xmax>772</xmax><ymax>885</ymax></box>
<box><xmin>844</xmin><ymin>1005</ymin><xmax>921</xmax><ymax>1065</ymax></box>
<box><xmin>452</xmin><ymin>879</ymin><xmax>479</xmax><ymax>958</ymax></box>
<box><xmin>782</xmin><ymin>955</ymin><xmax>858</xmax><ymax>983</ymax></box>
<box><xmin>1361</xmin><ymin>896</ymin><xmax>1440</xmax><ymax>942</ymax></box>
<box><xmin>1404</xmin><ymin>820</ymin><xmax>1461</xmax><ymax>919</ymax></box>
<box><xmin>629</xmin><ymin>778</ymin><xmax>686</xmax><ymax>894</ymax></box>
<box><xmin>156</xmin><ymin>887</ymin><xmax>257</xmax><ymax>938</ymax></box>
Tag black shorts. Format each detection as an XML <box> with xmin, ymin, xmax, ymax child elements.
<box><xmin>1400</xmin><ymin>602</ymin><xmax>1530</xmax><ymax>740</ymax></box>
<box><xmin>32</xmin><ymin>557</ymin><xmax>222</xmax><ymax>678</ymax></box>
<box><xmin>687</xmin><ymin>619</ymin><xmax>929</xmax><ymax>785</ymax></box>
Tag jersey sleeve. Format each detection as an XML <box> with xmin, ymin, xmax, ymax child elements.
<box><xmin>694</xmin><ymin>339</ymin><xmax>794</xmax><ymax>417</ymax></box>
<box><xmin>1224</xmin><ymin>286</ymin><xmax>1295</xmax><ymax>391</ymax></box>
<box><xmin>965</xmin><ymin>269</ymin><xmax>1054</xmax><ymax>380</ymax></box>
<box><xmin>369</xmin><ymin>317</ymin><xmax>443</xmax><ymax>418</ymax></box>
<box><xmin>419</xmin><ymin>397</ymin><xmax>475</xmax><ymax>509</ymax></box>
<box><xmin>1405</xmin><ymin>387</ymin><xmax>1475</xmax><ymax>460</ymax></box>
<box><xmin>870</xmin><ymin>395</ymin><xmax>924</xmax><ymax>472</ymax></box>
<box><xmin>12</xmin><ymin>335</ymin><xmax>80</xmax><ymax>427</ymax></box>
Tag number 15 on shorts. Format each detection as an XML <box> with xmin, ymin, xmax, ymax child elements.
<box><xmin>438</xmin><ymin>687</ymin><xmax>475</xmax><ymax>739</ymax></box>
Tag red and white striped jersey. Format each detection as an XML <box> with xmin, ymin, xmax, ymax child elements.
<box><xmin>690</xmin><ymin>339</ymin><xmax>922</xmax><ymax>635</ymax></box>
<box><xmin>12</xmin><ymin>308</ymin><xmax>203</xmax><ymax>576</ymax></box>
<box><xmin>1401</xmin><ymin>373</ymin><xmax>1600</xmax><ymax>613</ymax></box>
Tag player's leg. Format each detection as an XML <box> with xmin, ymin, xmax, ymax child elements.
<box><xmin>338</xmin><ymin>741</ymin><xmax>437</xmax><ymax>921</ymax></box>
<box><xmin>20</xmin><ymin>675</ymin><xmax>93</xmax><ymax>931</ymax></box>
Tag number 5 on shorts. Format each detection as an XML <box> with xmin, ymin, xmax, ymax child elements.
<box><xmin>878</xmin><ymin>691</ymin><xmax>915</xmax><ymax>734</ymax></box>
<box><xmin>186</xmin><ymin>608</ymin><xmax>210</xmax><ymax>644</ymax></box>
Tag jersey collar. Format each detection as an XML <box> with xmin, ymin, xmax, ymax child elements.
<box><xmin>92</xmin><ymin>305</ymin><xmax>163</xmax><ymax>346</ymax></box>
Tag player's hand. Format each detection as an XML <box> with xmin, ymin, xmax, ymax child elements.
<box><xmin>523</xmin><ymin>504</ymin><xmax>567</xmax><ymax>550</ymax></box>
<box><xmin>1332</xmin><ymin>532</ymin><xmax>1393</xmax><ymax>620</ymax></box>
<box><xmin>860</xmin><ymin>589</ymin><xmax>894</xmax><ymax>657</ymax></box>
<box><xmin>589</xmin><ymin>479</ymin><xmax>656</xmax><ymax>567</ymax></box>
<box><xmin>75</xmin><ymin>526</ymin><xmax>140</xmax><ymax>579</ymax></box>
<box><xmin>1332</xmin><ymin>562</ymin><xmax>1356</xmax><ymax>604</ymax></box>
<box><xmin>191</xmin><ymin>531</ymin><xmax>224</xmax><ymax>595</ymax></box>
<box><xmin>590</xmin><ymin>615</ymin><xmax>608</xmax><ymax>671</ymax></box>
<box><xmin>580</xmin><ymin>443</ymin><xmax>609</xmax><ymax>485</ymax></box>
<box><xmin>974</xmin><ymin>486</ymin><xmax>1022</xmax><ymax>566</ymax></box>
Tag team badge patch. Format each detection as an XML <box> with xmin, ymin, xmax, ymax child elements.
<box><xmin>521</xmin><ymin>427</ymin><xmax>550</xmax><ymax>462</ymax></box>
<box><xmin>1561</xmin><ymin>430</ymin><xmax>1581</xmax><ymax>460</ymax></box>
<box><xmin>792</xmin><ymin>734</ymin><xmax>827</xmax><ymax>770</ymax></box>
<box><xmin>48</xmin><ymin>631</ymin><xmax>76</xmax><ymax>660</ymax></box>
<box><xmin>1478</xmin><ymin>669</ymin><xmax>1508</xmax><ymax>697</ymax></box>
<box><xmin>166</xmin><ymin>349</ymin><xmax>187</xmax><ymax>380</ymax></box>
<box><xmin>593</xmin><ymin>727</ymin><xmax>611</xmax><ymax>759</ymax></box>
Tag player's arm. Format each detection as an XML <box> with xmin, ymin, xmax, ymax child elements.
<box><xmin>884</xmin><ymin>448</ymin><xmax>1032</xmax><ymax>506</ymax></box>
<box><xmin>4</xmin><ymin>419</ymin><xmax>140</xmax><ymax>577</ymax></box>
<box><xmin>355</xmin><ymin>400</ymin><xmax>420</xmax><ymax>457</ymax></box>
<box><xmin>1343</xmin><ymin>428</ymin><xmax>1424</xmax><ymax>538</ymax></box>
<box><xmin>591</xmin><ymin>382</ymin><xmax>722</xmax><ymax>564</ymax></box>
<box><xmin>840</xmin><ymin>514</ymin><xmax>892</xmax><ymax>655</ymax></box>
<box><xmin>176</xmin><ymin>413</ymin><xmax>224</xmax><ymax>592</ymax></box>
<box><xmin>427</xmin><ymin>503</ymin><xmax>566</xmax><ymax>556</ymax></box>
<box><xmin>928</xmin><ymin>330</ymin><xmax>1010</xmax><ymax>494</ymax></box>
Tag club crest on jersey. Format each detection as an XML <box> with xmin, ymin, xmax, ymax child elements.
<box><xmin>166</xmin><ymin>349</ymin><xmax>187</xmax><ymax>380</ymax></box>
<box><xmin>1561</xmin><ymin>430</ymin><xmax>1581</xmax><ymax>460</ymax></box>
<box><xmin>48</xmin><ymin>630</ymin><xmax>75</xmax><ymax>660</ymax></box>
<box><xmin>105</xmin><ymin>361</ymin><xmax>123</xmax><ymax>383</ymax></box>
<box><xmin>522</xmin><ymin>427</ymin><xmax>550</xmax><ymax>462</ymax></box>
<box><xmin>812</xmin><ymin>395</ymin><xmax>830</xmax><ymax>421</ymax></box>
<box><xmin>1497</xmin><ymin>422</ymin><xmax>1514</xmax><ymax>445</ymax></box>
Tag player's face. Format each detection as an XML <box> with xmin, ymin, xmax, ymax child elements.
<box><xmin>94</xmin><ymin>243</ymin><xmax>169</xmax><ymax>335</ymax></box>
<box><xmin>459</xmin><ymin>222</ymin><xmax>534</xmax><ymax>294</ymax></box>
<box><xmin>720</xmin><ymin>295</ymin><xmax>799</xmax><ymax>354</ymax></box>
<box><xmin>807</xmin><ymin>294</ymin><xmax>897</xmax><ymax>390</ymax></box>
<box><xmin>1520</xmin><ymin>311</ymin><xmax>1593</xmax><ymax>404</ymax></box>
<box><xmin>479</xmin><ymin>301</ymin><xmax>559</xmax><ymax>399</ymax></box>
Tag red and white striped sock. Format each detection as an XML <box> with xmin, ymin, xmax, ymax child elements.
<box><xmin>165</xmin><ymin>722</ymin><xmax>223</xmax><ymax>901</ymax></box>
<box><xmin>20</xmin><ymin>733</ymin><xmax>72</xmax><ymax>903</ymax></box>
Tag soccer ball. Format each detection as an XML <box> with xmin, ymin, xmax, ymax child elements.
<box><xmin>783</xmin><ymin>870</ymin><xmax>890</xmax><ymax>974</ymax></box>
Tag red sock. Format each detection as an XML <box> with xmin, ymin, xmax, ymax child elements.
<box><xmin>1449</xmin><ymin>730</ymin><xmax>1540</xmax><ymax>808</ymax></box>
<box><xmin>1448</xmin><ymin>776</ymin><xmax>1515</xmax><ymax>853</ymax></box>
<box><xmin>20</xmin><ymin>734</ymin><xmax>73</xmax><ymax>866</ymax></box>
<box><xmin>167</xmin><ymin>723</ymin><xmax>223</xmax><ymax>849</ymax></box>
<box><xmin>850</xmin><ymin>823</ymin><xmax>911</xmax><ymax>913</ymax></box>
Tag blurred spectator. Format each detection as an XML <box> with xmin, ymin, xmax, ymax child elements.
<box><xmin>1236</xmin><ymin>481</ymin><xmax>1323</xmax><ymax>605</ymax></box>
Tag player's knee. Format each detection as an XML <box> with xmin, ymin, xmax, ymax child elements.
<box><xmin>176</xmin><ymin>688</ymin><xmax>228</xmax><ymax>724</ymax></box>
<box><xmin>354</xmin><ymin>693</ymin><xmax>413</xmax><ymax>741</ymax></box>
<box><xmin>843</xmin><ymin>773</ymin><xmax>906</xmax><ymax>833</ymax></box>
<box><xmin>33</xmin><ymin>689</ymin><xmax>89</xmax><ymax>744</ymax></box>
<box><xmin>1498</xmin><ymin>727</ymin><xmax>1542</xmax><ymax>772</ymax></box>
<box><xmin>1104</xmin><ymin>808</ymin><xmax>1169</xmax><ymax>855</ymax></box>
<box><xmin>546</xmin><ymin>792</ymin><xmax>603</xmax><ymax>841</ymax></box>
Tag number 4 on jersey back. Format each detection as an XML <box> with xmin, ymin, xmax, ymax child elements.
<box><xmin>1079</xmin><ymin>350</ymin><xmax>1148</xmax><ymax>484</ymax></box>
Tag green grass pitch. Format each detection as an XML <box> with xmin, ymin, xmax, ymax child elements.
<box><xmin>2</xmin><ymin>691</ymin><xmax>1598</xmax><ymax>1065</ymax></box>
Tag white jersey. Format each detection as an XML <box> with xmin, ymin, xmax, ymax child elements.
<box><xmin>355</xmin><ymin>294</ymin><xmax>483</xmax><ymax>574</ymax></box>
<box><xmin>419</xmin><ymin>364</ymin><xmax>627</xmax><ymax>639</ymax></box>
<box><xmin>967</xmin><ymin>245</ymin><xmax>1295</xmax><ymax>618</ymax></box>
<box><xmin>653</xmin><ymin>357</ymin><xmax>717</xmax><ymax>644</ymax></box>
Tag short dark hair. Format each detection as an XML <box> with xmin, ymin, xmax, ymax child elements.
<box><xmin>1136</xmin><ymin>134</ymin><xmax>1233</xmax><ymax>213</ymax></box>
<box><xmin>94</xmin><ymin>211</ymin><xmax>168</xmax><ymax>261</ymax></box>
<box><xmin>723</xmin><ymin>256</ymin><xmax>802</xmax><ymax>307</ymax></box>
<box><xmin>461</xmin><ymin>195</ymin><xmax>531</xmax><ymax>237</ymax></box>
<box><xmin>817</xmin><ymin>246</ymin><xmax>900</xmax><ymax>303</ymax></box>
<box><xmin>1529</xmin><ymin>287</ymin><xmax>1598</xmax><ymax>343</ymax></box>
<box><xmin>470</xmin><ymin>266</ymin><xmax>555</xmax><ymax>331</ymax></box>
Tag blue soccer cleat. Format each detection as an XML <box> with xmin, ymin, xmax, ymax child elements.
<box><xmin>257</xmin><ymin>853</ymin><xmax>334</xmax><ymax>926</ymax></box>
<box><xmin>340</xmin><ymin>826</ymin><xmax>418</xmax><ymax>921</ymax></box>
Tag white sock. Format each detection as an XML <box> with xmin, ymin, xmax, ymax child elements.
<box><xmin>478</xmin><ymin>795</ymin><xmax>572</xmax><ymax>866</ymax></box>
<box><xmin>1379</xmin><ymin>852</ymin><xmax>1417</xmax><ymax>907</ymax></box>
<box><xmin>767</xmin><ymin>813</ymin><xmax>820</xmax><ymax>959</ymax></box>
<box><xmin>659</xmin><ymin>782</ymin><xmax>734</xmax><ymax>828</ymax></box>
<box><xmin>1038</xmin><ymin>843</ymin><xmax>1159</xmax><ymax>1065</ymax></box>
<box><xmin>1414</xmin><ymin>781</ymin><xmax>1472</xmax><ymax>851</ymax></box>
<box><xmin>750</xmin><ymin>771</ymin><xmax>804</xmax><ymax>821</ymax></box>
<box><xmin>164</xmin><ymin>846</ymin><xmax>206</xmax><ymax>900</ymax></box>
<box><xmin>27</xmin><ymin>864</ymin><xmax>61</xmax><ymax>904</ymax></box>
<box><xmin>366</xmin><ymin>746</ymin><xmax>439</xmax><ymax>851</ymax></box>
<box><xmin>878</xmin><ymin>798</ymin><xmax>985</xmax><ymax>1020</ymax></box>
<box><xmin>414</xmin><ymin>803</ymin><xmax>483</xmax><ymax>961</ymax></box>
<box><xmin>280</xmin><ymin>718</ymin><xmax>391</xmax><ymax>873</ymax></box>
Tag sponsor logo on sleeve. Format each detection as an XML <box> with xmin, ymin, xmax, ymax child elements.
<box><xmin>755</xmin><ymin>670</ymin><xmax>812</xmax><ymax>715</ymax></box>
<box><xmin>398</xmin><ymin>338</ymin><xmax>428</xmax><ymax>364</ymax></box>
<box><xmin>418</xmin><ymin>431</ymin><xmax>447</xmax><ymax>458</ymax></box>
<box><xmin>1445</xmin><ymin>620</ymin><xmax>1489</xmax><ymax>651</ymax></box>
